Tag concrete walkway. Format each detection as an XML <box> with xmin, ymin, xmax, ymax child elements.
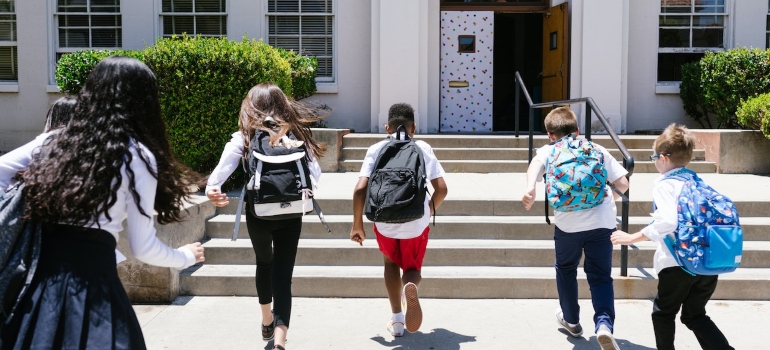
<box><xmin>135</xmin><ymin>297</ymin><xmax>767</xmax><ymax>349</ymax></box>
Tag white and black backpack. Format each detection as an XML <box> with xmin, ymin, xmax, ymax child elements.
<box><xmin>231</xmin><ymin>130</ymin><xmax>330</xmax><ymax>240</ymax></box>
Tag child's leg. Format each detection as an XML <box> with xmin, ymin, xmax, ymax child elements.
<box><xmin>270</xmin><ymin>218</ymin><xmax>302</xmax><ymax>347</ymax></box>
<box><xmin>651</xmin><ymin>267</ymin><xmax>693</xmax><ymax>350</ymax></box>
<box><xmin>680</xmin><ymin>275</ymin><xmax>734</xmax><ymax>349</ymax></box>
<box><xmin>245</xmin><ymin>213</ymin><xmax>276</xmax><ymax>326</ymax></box>
<box><xmin>383</xmin><ymin>255</ymin><xmax>404</xmax><ymax>313</ymax></box>
<box><xmin>553</xmin><ymin>226</ymin><xmax>585</xmax><ymax>324</ymax></box>
<box><xmin>582</xmin><ymin>228</ymin><xmax>615</xmax><ymax>332</ymax></box>
<box><xmin>400</xmin><ymin>227</ymin><xmax>429</xmax><ymax>287</ymax></box>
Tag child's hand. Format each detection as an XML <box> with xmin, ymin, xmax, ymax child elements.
<box><xmin>184</xmin><ymin>242</ymin><xmax>205</xmax><ymax>263</ymax></box>
<box><xmin>207</xmin><ymin>188</ymin><xmax>229</xmax><ymax>207</ymax></box>
<box><xmin>350</xmin><ymin>227</ymin><xmax>366</xmax><ymax>246</ymax></box>
<box><xmin>610</xmin><ymin>230</ymin><xmax>632</xmax><ymax>245</ymax></box>
<box><xmin>521</xmin><ymin>187</ymin><xmax>536</xmax><ymax>210</ymax></box>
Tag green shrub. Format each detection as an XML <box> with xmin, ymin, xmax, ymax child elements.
<box><xmin>695</xmin><ymin>48</ymin><xmax>770</xmax><ymax>128</ymax></box>
<box><xmin>679</xmin><ymin>62</ymin><xmax>713</xmax><ymax>128</ymax></box>
<box><xmin>736</xmin><ymin>93</ymin><xmax>770</xmax><ymax>139</ymax></box>
<box><xmin>55</xmin><ymin>49</ymin><xmax>139</xmax><ymax>95</ymax></box>
<box><xmin>277</xmin><ymin>48</ymin><xmax>318</xmax><ymax>100</ymax></box>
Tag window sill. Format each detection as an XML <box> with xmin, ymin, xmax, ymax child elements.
<box><xmin>47</xmin><ymin>85</ymin><xmax>61</xmax><ymax>93</ymax></box>
<box><xmin>0</xmin><ymin>84</ymin><xmax>19</xmax><ymax>93</ymax></box>
<box><xmin>655</xmin><ymin>83</ymin><xmax>680</xmax><ymax>95</ymax></box>
<box><xmin>315</xmin><ymin>84</ymin><xmax>338</xmax><ymax>94</ymax></box>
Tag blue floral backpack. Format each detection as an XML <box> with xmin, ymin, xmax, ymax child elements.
<box><xmin>662</xmin><ymin>168</ymin><xmax>743</xmax><ymax>275</ymax></box>
<box><xmin>544</xmin><ymin>135</ymin><xmax>608</xmax><ymax>215</ymax></box>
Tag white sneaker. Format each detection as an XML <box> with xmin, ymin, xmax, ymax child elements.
<box><xmin>387</xmin><ymin>319</ymin><xmax>405</xmax><ymax>337</ymax></box>
<box><xmin>403</xmin><ymin>282</ymin><xmax>422</xmax><ymax>333</ymax></box>
<box><xmin>596</xmin><ymin>324</ymin><xmax>620</xmax><ymax>350</ymax></box>
<box><xmin>555</xmin><ymin>310</ymin><xmax>583</xmax><ymax>338</ymax></box>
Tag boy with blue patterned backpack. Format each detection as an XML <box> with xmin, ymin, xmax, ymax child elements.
<box><xmin>521</xmin><ymin>106</ymin><xmax>628</xmax><ymax>350</ymax></box>
<box><xmin>611</xmin><ymin>124</ymin><xmax>739</xmax><ymax>350</ymax></box>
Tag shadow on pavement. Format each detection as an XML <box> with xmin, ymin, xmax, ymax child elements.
<box><xmin>371</xmin><ymin>328</ymin><xmax>476</xmax><ymax>350</ymax></box>
<box><xmin>562</xmin><ymin>334</ymin><xmax>655</xmax><ymax>350</ymax></box>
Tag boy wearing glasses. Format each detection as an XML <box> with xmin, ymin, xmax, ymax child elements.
<box><xmin>521</xmin><ymin>106</ymin><xmax>628</xmax><ymax>350</ymax></box>
<box><xmin>611</xmin><ymin>124</ymin><xmax>734</xmax><ymax>349</ymax></box>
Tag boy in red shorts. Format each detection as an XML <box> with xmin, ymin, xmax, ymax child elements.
<box><xmin>350</xmin><ymin>103</ymin><xmax>448</xmax><ymax>337</ymax></box>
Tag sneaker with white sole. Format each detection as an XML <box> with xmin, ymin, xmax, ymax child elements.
<box><xmin>387</xmin><ymin>320</ymin><xmax>405</xmax><ymax>337</ymax></box>
<box><xmin>596</xmin><ymin>324</ymin><xmax>620</xmax><ymax>350</ymax></box>
<box><xmin>555</xmin><ymin>310</ymin><xmax>583</xmax><ymax>338</ymax></box>
<box><xmin>403</xmin><ymin>282</ymin><xmax>422</xmax><ymax>333</ymax></box>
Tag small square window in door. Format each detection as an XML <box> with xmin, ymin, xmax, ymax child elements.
<box><xmin>458</xmin><ymin>35</ymin><xmax>475</xmax><ymax>53</ymax></box>
<box><xmin>549</xmin><ymin>31</ymin><xmax>557</xmax><ymax>50</ymax></box>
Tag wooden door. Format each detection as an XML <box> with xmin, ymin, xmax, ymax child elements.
<box><xmin>541</xmin><ymin>3</ymin><xmax>569</xmax><ymax>109</ymax></box>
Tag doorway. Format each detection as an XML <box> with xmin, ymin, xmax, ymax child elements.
<box><xmin>493</xmin><ymin>13</ymin><xmax>542</xmax><ymax>132</ymax></box>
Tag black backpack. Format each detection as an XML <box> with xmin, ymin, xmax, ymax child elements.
<box><xmin>365</xmin><ymin>127</ymin><xmax>429</xmax><ymax>223</ymax></box>
<box><xmin>231</xmin><ymin>130</ymin><xmax>330</xmax><ymax>240</ymax></box>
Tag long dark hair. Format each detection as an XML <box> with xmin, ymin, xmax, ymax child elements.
<box><xmin>238</xmin><ymin>83</ymin><xmax>326</xmax><ymax>160</ymax></box>
<box><xmin>43</xmin><ymin>96</ymin><xmax>76</xmax><ymax>132</ymax></box>
<box><xmin>22</xmin><ymin>56</ymin><xmax>198</xmax><ymax>225</ymax></box>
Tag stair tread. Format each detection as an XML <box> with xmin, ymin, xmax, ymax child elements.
<box><xmin>183</xmin><ymin>264</ymin><xmax>770</xmax><ymax>280</ymax></box>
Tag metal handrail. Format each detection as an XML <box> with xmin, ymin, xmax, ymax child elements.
<box><xmin>514</xmin><ymin>71</ymin><xmax>636</xmax><ymax>276</ymax></box>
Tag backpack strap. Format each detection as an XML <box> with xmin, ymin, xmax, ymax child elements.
<box><xmin>232</xmin><ymin>184</ymin><xmax>247</xmax><ymax>241</ymax></box>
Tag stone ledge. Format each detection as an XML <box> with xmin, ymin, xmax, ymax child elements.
<box><xmin>691</xmin><ymin>130</ymin><xmax>770</xmax><ymax>174</ymax></box>
<box><xmin>116</xmin><ymin>195</ymin><xmax>215</xmax><ymax>303</ymax></box>
<box><xmin>311</xmin><ymin>128</ymin><xmax>350</xmax><ymax>172</ymax></box>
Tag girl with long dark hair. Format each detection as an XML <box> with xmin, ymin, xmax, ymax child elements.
<box><xmin>0</xmin><ymin>56</ymin><xmax>205</xmax><ymax>350</ymax></box>
<box><xmin>206</xmin><ymin>83</ymin><xmax>325</xmax><ymax>350</ymax></box>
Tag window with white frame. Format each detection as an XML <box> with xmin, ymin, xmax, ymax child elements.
<box><xmin>161</xmin><ymin>0</ymin><xmax>227</xmax><ymax>38</ymax></box>
<box><xmin>55</xmin><ymin>0</ymin><xmax>122</xmax><ymax>61</ymax></box>
<box><xmin>266</xmin><ymin>0</ymin><xmax>334</xmax><ymax>82</ymax></box>
<box><xmin>0</xmin><ymin>0</ymin><xmax>17</xmax><ymax>81</ymax></box>
<box><xmin>658</xmin><ymin>0</ymin><xmax>727</xmax><ymax>82</ymax></box>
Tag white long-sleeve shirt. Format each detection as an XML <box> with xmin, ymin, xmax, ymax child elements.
<box><xmin>0</xmin><ymin>132</ymin><xmax>197</xmax><ymax>269</ymax></box>
<box><xmin>641</xmin><ymin>167</ymin><xmax>686</xmax><ymax>275</ymax></box>
<box><xmin>205</xmin><ymin>131</ymin><xmax>322</xmax><ymax>194</ymax></box>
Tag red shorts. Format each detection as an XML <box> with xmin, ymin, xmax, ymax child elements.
<box><xmin>373</xmin><ymin>225</ymin><xmax>430</xmax><ymax>271</ymax></box>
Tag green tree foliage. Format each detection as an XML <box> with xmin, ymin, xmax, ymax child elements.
<box><xmin>736</xmin><ymin>93</ymin><xmax>770</xmax><ymax>140</ymax></box>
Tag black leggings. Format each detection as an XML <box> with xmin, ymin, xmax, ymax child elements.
<box><xmin>245</xmin><ymin>213</ymin><xmax>302</xmax><ymax>328</ymax></box>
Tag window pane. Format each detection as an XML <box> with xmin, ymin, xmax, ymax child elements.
<box><xmin>91</xmin><ymin>0</ymin><xmax>120</xmax><ymax>13</ymax></box>
<box><xmin>59</xmin><ymin>28</ymin><xmax>90</xmax><ymax>47</ymax></box>
<box><xmin>0</xmin><ymin>15</ymin><xmax>16</xmax><ymax>41</ymax></box>
<box><xmin>0</xmin><ymin>46</ymin><xmax>17</xmax><ymax>80</ymax></box>
<box><xmin>302</xmin><ymin>37</ymin><xmax>331</xmax><ymax>56</ymax></box>
<box><xmin>301</xmin><ymin>0</ymin><xmax>331</xmax><ymax>13</ymax></box>
<box><xmin>659</xmin><ymin>15</ymin><xmax>690</xmax><ymax>26</ymax></box>
<box><xmin>659</xmin><ymin>28</ymin><xmax>689</xmax><ymax>47</ymax></box>
<box><xmin>693</xmin><ymin>15</ymin><xmax>723</xmax><ymax>27</ymax></box>
<box><xmin>316</xmin><ymin>57</ymin><xmax>331</xmax><ymax>78</ymax></box>
<box><xmin>695</xmin><ymin>6</ymin><xmax>724</xmax><ymax>13</ymax></box>
<box><xmin>163</xmin><ymin>0</ymin><xmax>193</xmax><ymax>13</ymax></box>
<box><xmin>196</xmin><ymin>0</ymin><xmax>225</xmax><ymax>13</ymax></box>
<box><xmin>58</xmin><ymin>0</ymin><xmax>87</xmax><ymax>13</ymax></box>
<box><xmin>301</xmin><ymin>16</ymin><xmax>330</xmax><ymax>35</ymax></box>
<box><xmin>196</xmin><ymin>15</ymin><xmax>226</xmax><ymax>35</ymax></box>
<box><xmin>661</xmin><ymin>0</ymin><xmax>691</xmax><ymax>14</ymax></box>
<box><xmin>268</xmin><ymin>16</ymin><xmax>299</xmax><ymax>35</ymax></box>
<box><xmin>0</xmin><ymin>0</ymin><xmax>14</xmax><ymax>13</ymax></box>
<box><xmin>163</xmin><ymin>16</ymin><xmax>194</xmax><ymax>35</ymax></box>
<box><xmin>60</xmin><ymin>15</ymin><xmax>90</xmax><ymax>27</ymax></box>
<box><xmin>92</xmin><ymin>28</ymin><xmax>121</xmax><ymax>46</ymax></box>
<box><xmin>692</xmin><ymin>28</ymin><xmax>722</xmax><ymax>47</ymax></box>
<box><xmin>269</xmin><ymin>37</ymin><xmax>299</xmax><ymax>51</ymax></box>
<box><xmin>268</xmin><ymin>0</ymin><xmax>299</xmax><ymax>13</ymax></box>
<box><xmin>91</xmin><ymin>15</ymin><xmax>120</xmax><ymax>27</ymax></box>
<box><xmin>657</xmin><ymin>52</ymin><xmax>704</xmax><ymax>81</ymax></box>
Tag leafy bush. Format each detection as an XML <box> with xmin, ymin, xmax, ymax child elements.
<box><xmin>277</xmin><ymin>48</ymin><xmax>318</xmax><ymax>100</ymax></box>
<box><xmin>679</xmin><ymin>62</ymin><xmax>712</xmax><ymax>128</ymax></box>
<box><xmin>55</xmin><ymin>49</ymin><xmax>138</xmax><ymax>95</ymax></box>
<box><xmin>736</xmin><ymin>93</ymin><xmax>770</xmax><ymax>139</ymax></box>
<box><xmin>681</xmin><ymin>48</ymin><xmax>770</xmax><ymax>129</ymax></box>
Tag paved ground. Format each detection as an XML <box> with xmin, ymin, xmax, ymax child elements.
<box><xmin>135</xmin><ymin>297</ymin><xmax>767</xmax><ymax>349</ymax></box>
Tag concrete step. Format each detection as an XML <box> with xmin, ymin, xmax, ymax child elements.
<box><xmin>201</xmin><ymin>238</ymin><xmax>770</xmax><ymax>268</ymax></box>
<box><xmin>215</xmin><ymin>197</ymin><xmax>770</xmax><ymax>217</ymax></box>
<box><xmin>207</xmin><ymin>215</ymin><xmax>770</xmax><ymax>241</ymax></box>
<box><xmin>179</xmin><ymin>265</ymin><xmax>770</xmax><ymax>300</ymax></box>
<box><xmin>339</xmin><ymin>159</ymin><xmax>716</xmax><ymax>173</ymax></box>
<box><xmin>341</xmin><ymin>147</ymin><xmax>706</xmax><ymax>162</ymax></box>
<box><xmin>341</xmin><ymin>134</ymin><xmax>660</xmax><ymax>150</ymax></box>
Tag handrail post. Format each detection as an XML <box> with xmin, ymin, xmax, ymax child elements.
<box><xmin>528</xmin><ymin>107</ymin><xmax>534</xmax><ymax>162</ymax></box>
<box><xmin>515</xmin><ymin>82</ymin><xmax>520</xmax><ymax>138</ymax></box>
<box><xmin>584</xmin><ymin>105</ymin><xmax>592</xmax><ymax>141</ymax></box>
<box><xmin>620</xmin><ymin>181</ymin><xmax>630</xmax><ymax>277</ymax></box>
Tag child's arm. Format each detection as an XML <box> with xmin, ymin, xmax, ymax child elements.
<box><xmin>610</xmin><ymin>230</ymin><xmax>650</xmax><ymax>245</ymax></box>
<box><xmin>521</xmin><ymin>159</ymin><xmax>545</xmax><ymax>210</ymax></box>
<box><xmin>429</xmin><ymin>177</ymin><xmax>448</xmax><ymax>215</ymax></box>
<box><xmin>206</xmin><ymin>132</ymin><xmax>244</xmax><ymax>207</ymax></box>
<box><xmin>350</xmin><ymin>177</ymin><xmax>369</xmax><ymax>246</ymax></box>
<box><xmin>611</xmin><ymin>176</ymin><xmax>630</xmax><ymax>200</ymax></box>
<box><xmin>612</xmin><ymin>180</ymin><xmax>679</xmax><ymax>246</ymax></box>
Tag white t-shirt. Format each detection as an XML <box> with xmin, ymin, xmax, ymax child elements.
<box><xmin>534</xmin><ymin>141</ymin><xmax>628</xmax><ymax>233</ymax></box>
<box><xmin>359</xmin><ymin>134</ymin><xmax>446</xmax><ymax>239</ymax></box>
<box><xmin>641</xmin><ymin>167</ymin><xmax>686</xmax><ymax>275</ymax></box>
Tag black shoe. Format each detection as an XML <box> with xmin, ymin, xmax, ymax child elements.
<box><xmin>262</xmin><ymin>311</ymin><xmax>275</xmax><ymax>341</ymax></box>
<box><xmin>272</xmin><ymin>345</ymin><xmax>285</xmax><ymax>350</ymax></box>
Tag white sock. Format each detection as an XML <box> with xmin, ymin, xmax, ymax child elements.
<box><xmin>392</xmin><ymin>312</ymin><xmax>405</xmax><ymax>323</ymax></box>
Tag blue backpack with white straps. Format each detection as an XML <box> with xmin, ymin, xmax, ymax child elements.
<box><xmin>662</xmin><ymin>168</ymin><xmax>743</xmax><ymax>275</ymax></box>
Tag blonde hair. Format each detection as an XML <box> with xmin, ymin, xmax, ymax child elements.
<box><xmin>544</xmin><ymin>106</ymin><xmax>578</xmax><ymax>138</ymax></box>
<box><xmin>654</xmin><ymin>123</ymin><xmax>694</xmax><ymax>166</ymax></box>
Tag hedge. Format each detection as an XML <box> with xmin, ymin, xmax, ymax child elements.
<box><xmin>55</xmin><ymin>36</ymin><xmax>319</xmax><ymax>189</ymax></box>
<box><xmin>736</xmin><ymin>93</ymin><xmax>770</xmax><ymax>140</ymax></box>
<box><xmin>680</xmin><ymin>48</ymin><xmax>770</xmax><ymax>129</ymax></box>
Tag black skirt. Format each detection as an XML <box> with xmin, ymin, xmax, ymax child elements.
<box><xmin>0</xmin><ymin>224</ymin><xmax>146</xmax><ymax>350</ymax></box>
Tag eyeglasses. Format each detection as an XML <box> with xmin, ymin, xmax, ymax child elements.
<box><xmin>649</xmin><ymin>153</ymin><xmax>670</xmax><ymax>161</ymax></box>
